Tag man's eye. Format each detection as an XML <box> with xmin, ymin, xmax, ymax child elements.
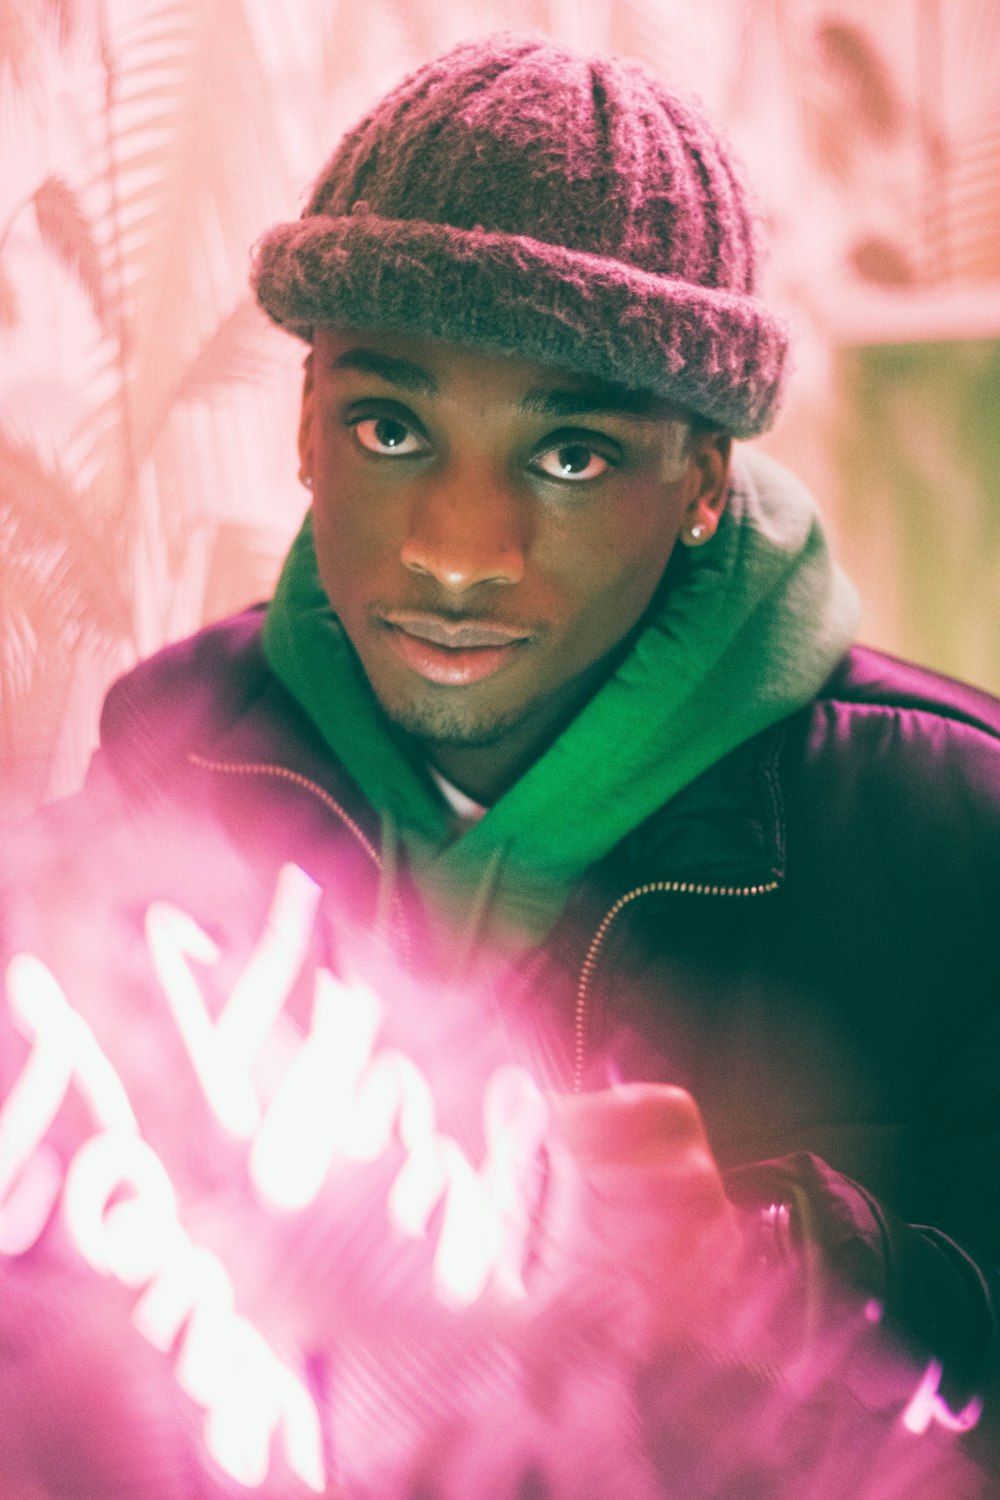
<box><xmin>351</xmin><ymin>416</ymin><xmax>426</xmax><ymax>457</ymax></box>
<box><xmin>533</xmin><ymin>443</ymin><xmax>610</xmax><ymax>482</ymax></box>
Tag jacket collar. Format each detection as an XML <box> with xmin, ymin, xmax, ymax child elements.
<box><xmin>201</xmin><ymin>669</ymin><xmax>788</xmax><ymax>900</ymax></box>
<box><xmin>592</xmin><ymin>718</ymin><xmax>788</xmax><ymax>892</ymax></box>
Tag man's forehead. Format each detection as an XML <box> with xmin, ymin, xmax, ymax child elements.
<box><xmin>311</xmin><ymin>325</ymin><xmax>688</xmax><ymax>424</ymax></box>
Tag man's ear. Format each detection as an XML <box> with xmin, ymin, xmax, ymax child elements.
<box><xmin>297</xmin><ymin>350</ymin><xmax>315</xmax><ymax>488</ymax></box>
<box><xmin>679</xmin><ymin>428</ymin><xmax>732</xmax><ymax>548</ymax></box>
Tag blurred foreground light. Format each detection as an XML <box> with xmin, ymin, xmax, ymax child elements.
<box><xmin>0</xmin><ymin>944</ymin><xmax>327</xmax><ymax>1492</ymax></box>
<box><xmin>0</xmin><ymin>863</ymin><xmax>555</xmax><ymax>1489</ymax></box>
<box><xmin>901</xmin><ymin>1359</ymin><xmax>982</xmax><ymax>1437</ymax></box>
<box><xmin>64</xmin><ymin>1130</ymin><xmax>180</xmax><ymax>1285</ymax></box>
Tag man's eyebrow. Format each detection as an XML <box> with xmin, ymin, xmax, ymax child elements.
<box><xmin>518</xmin><ymin>386</ymin><xmax>672</xmax><ymax>421</ymax></box>
<box><xmin>330</xmin><ymin>348</ymin><xmax>439</xmax><ymax>396</ymax></box>
<box><xmin>329</xmin><ymin>347</ymin><xmax>671</xmax><ymax>422</ymax></box>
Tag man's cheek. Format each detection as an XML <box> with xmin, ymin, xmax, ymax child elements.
<box><xmin>557</xmin><ymin>569</ymin><xmax>657</xmax><ymax>656</ymax></box>
<box><xmin>315</xmin><ymin>520</ymin><xmax>384</xmax><ymax>603</ymax></box>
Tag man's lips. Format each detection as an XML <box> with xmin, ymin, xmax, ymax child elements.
<box><xmin>378</xmin><ymin>611</ymin><xmax>531</xmax><ymax>685</ymax></box>
<box><xmin>381</xmin><ymin>612</ymin><xmax>531</xmax><ymax>649</ymax></box>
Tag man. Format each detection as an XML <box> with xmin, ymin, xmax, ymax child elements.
<box><xmin>10</xmin><ymin>31</ymin><xmax>1000</xmax><ymax>1498</ymax></box>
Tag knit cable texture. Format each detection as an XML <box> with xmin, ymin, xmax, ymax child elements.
<box><xmin>252</xmin><ymin>33</ymin><xmax>789</xmax><ymax>438</ymax></box>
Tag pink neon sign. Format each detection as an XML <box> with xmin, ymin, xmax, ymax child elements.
<box><xmin>901</xmin><ymin>1359</ymin><xmax>983</xmax><ymax>1437</ymax></box>
<box><xmin>0</xmin><ymin>863</ymin><xmax>550</xmax><ymax>1492</ymax></box>
<box><xmin>1</xmin><ymin>860</ymin><xmax>983</xmax><ymax>1494</ymax></box>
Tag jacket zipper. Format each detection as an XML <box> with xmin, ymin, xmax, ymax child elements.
<box><xmin>573</xmin><ymin>877</ymin><xmax>779</xmax><ymax>1093</ymax></box>
<box><xmin>189</xmin><ymin>756</ymin><xmax>773</xmax><ymax>1084</ymax></box>
<box><xmin>188</xmin><ymin>754</ymin><xmax>411</xmax><ymax>966</ymax></box>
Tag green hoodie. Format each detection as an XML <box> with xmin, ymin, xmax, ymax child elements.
<box><xmin>263</xmin><ymin>450</ymin><xmax>858</xmax><ymax>961</ymax></box>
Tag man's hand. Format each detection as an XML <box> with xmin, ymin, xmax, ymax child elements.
<box><xmin>547</xmin><ymin>1083</ymin><xmax>744</xmax><ymax>1349</ymax></box>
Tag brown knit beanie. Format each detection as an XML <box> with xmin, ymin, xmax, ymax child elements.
<box><xmin>252</xmin><ymin>33</ymin><xmax>788</xmax><ymax>437</ymax></box>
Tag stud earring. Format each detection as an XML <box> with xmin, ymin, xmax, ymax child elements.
<box><xmin>687</xmin><ymin>522</ymin><xmax>708</xmax><ymax>543</ymax></box>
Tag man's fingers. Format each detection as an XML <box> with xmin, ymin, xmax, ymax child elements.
<box><xmin>548</xmin><ymin>1082</ymin><xmax>710</xmax><ymax>1166</ymax></box>
<box><xmin>543</xmin><ymin>1082</ymin><xmax>745</xmax><ymax>1346</ymax></box>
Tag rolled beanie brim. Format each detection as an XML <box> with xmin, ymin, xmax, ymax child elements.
<box><xmin>252</xmin><ymin>212</ymin><xmax>789</xmax><ymax>439</ymax></box>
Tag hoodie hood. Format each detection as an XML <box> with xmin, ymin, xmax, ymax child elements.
<box><xmin>263</xmin><ymin>449</ymin><xmax>859</xmax><ymax>962</ymax></box>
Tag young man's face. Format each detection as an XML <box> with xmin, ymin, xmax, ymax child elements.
<box><xmin>299</xmin><ymin>328</ymin><xmax>730</xmax><ymax>800</ymax></box>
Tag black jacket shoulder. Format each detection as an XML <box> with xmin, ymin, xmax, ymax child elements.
<box><xmin>818</xmin><ymin>644</ymin><xmax>1000</xmax><ymax>739</ymax></box>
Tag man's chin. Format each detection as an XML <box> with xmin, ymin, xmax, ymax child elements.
<box><xmin>370</xmin><ymin>687</ymin><xmax>539</xmax><ymax>756</ymax></box>
<box><xmin>378</xmin><ymin>692</ymin><xmax>533</xmax><ymax>752</ymax></box>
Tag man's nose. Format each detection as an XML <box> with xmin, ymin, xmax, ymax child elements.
<box><xmin>400</xmin><ymin>471</ymin><xmax>528</xmax><ymax>591</ymax></box>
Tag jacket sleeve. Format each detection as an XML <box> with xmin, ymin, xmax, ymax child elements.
<box><xmin>762</xmin><ymin>693</ymin><xmax>1000</xmax><ymax>1414</ymax></box>
<box><xmin>725</xmin><ymin>1153</ymin><xmax>997</xmax><ymax>1398</ymax></box>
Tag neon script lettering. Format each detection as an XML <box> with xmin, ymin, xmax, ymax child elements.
<box><xmin>0</xmin><ymin>865</ymin><xmax>549</xmax><ymax>1488</ymax></box>
<box><xmin>0</xmin><ymin>952</ymin><xmax>324</xmax><ymax>1493</ymax></box>
<box><xmin>901</xmin><ymin>1359</ymin><xmax>983</xmax><ymax>1437</ymax></box>
<box><xmin>146</xmin><ymin>863</ymin><xmax>550</xmax><ymax>1307</ymax></box>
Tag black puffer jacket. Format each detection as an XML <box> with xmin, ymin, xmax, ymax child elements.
<box><xmin>82</xmin><ymin>607</ymin><xmax>1000</xmax><ymax>1479</ymax></box>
